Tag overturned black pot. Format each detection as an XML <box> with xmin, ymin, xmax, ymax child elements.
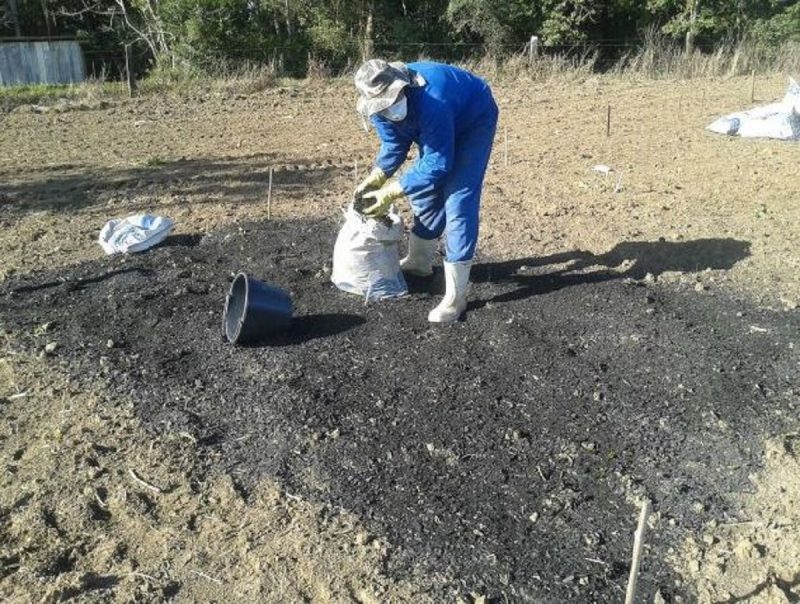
<box><xmin>222</xmin><ymin>273</ymin><xmax>293</xmax><ymax>345</ymax></box>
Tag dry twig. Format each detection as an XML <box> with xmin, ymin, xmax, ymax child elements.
<box><xmin>128</xmin><ymin>468</ymin><xmax>163</xmax><ymax>494</ymax></box>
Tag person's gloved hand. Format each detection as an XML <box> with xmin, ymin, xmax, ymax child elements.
<box><xmin>354</xmin><ymin>167</ymin><xmax>387</xmax><ymax>199</ymax></box>
<box><xmin>361</xmin><ymin>181</ymin><xmax>405</xmax><ymax>218</ymax></box>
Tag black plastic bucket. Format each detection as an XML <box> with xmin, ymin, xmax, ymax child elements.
<box><xmin>223</xmin><ymin>273</ymin><xmax>293</xmax><ymax>344</ymax></box>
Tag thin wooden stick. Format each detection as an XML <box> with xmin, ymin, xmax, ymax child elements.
<box><xmin>504</xmin><ymin>127</ymin><xmax>508</xmax><ymax>168</ymax></box>
<box><xmin>124</xmin><ymin>43</ymin><xmax>136</xmax><ymax>98</ymax></box>
<box><xmin>625</xmin><ymin>499</ymin><xmax>651</xmax><ymax>604</ymax></box>
<box><xmin>750</xmin><ymin>69</ymin><xmax>756</xmax><ymax>103</ymax></box>
<box><xmin>267</xmin><ymin>167</ymin><xmax>273</xmax><ymax>220</ymax></box>
<box><xmin>354</xmin><ymin>158</ymin><xmax>358</xmax><ymax>185</ymax></box>
<box><xmin>606</xmin><ymin>103</ymin><xmax>612</xmax><ymax>137</ymax></box>
<box><xmin>128</xmin><ymin>468</ymin><xmax>162</xmax><ymax>494</ymax></box>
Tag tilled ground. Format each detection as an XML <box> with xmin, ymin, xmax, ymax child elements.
<box><xmin>2</xmin><ymin>71</ymin><xmax>800</xmax><ymax>602</ymax></box>
<box><xmin>2</xmin><ymin>217</ymin><xmax>798</xmax><ymax>601</ymax></box>
<box><xmin>1</xmin><ymin>74</ymin><xmax>799</xmax><ymax>306</ymax></box>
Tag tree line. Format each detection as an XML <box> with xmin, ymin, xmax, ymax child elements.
<box><xmin>2</xmin><ymin>0</ymin><xmax>799</xmax><ymax>77</ymax></box>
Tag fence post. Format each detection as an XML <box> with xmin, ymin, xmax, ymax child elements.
<box><xmin>528</xmin><ymin>36</ymin><xmax>539</xmax><ymax>67</ymax></box>
<box><xmin>124</xmin><ymin>44</ymin><xmax>136</xmax><ymax>98</ymax></box>
<box><xmin>267</xmin><ymin>167</ymin><xmax>273</xmax><ymax>220</ymax></box>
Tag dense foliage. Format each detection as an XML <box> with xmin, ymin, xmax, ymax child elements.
<box><xmin>2</xmin><ymin>0</ymin><xmax>799</xmax><ymax>76</ymax></box>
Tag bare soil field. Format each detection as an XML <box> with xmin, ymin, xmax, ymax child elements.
<box><xmin>1</xmin><ymin>72</ymin><xmax>799</xmax><ymax>602</ymax></box>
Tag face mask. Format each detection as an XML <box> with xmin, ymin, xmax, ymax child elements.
<box><xmin>380</xmin><ymin>95</ymin><xmax>407</xmax><ymax>122</ymax></box>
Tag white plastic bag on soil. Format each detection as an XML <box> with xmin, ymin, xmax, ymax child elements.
<box><xmin>331</xmin><ymin>205</ymin><xmax>408</xmax><ymax>301</ymax></box>
<box><xmin>98</xmin><ymin>214</ymin><xmax>174</xmax><ymax>255</ymax></box>
<box><xmin>706</xmin><ymin>77</ymin><xmax>800</xmax><ymax>141</ymax></box>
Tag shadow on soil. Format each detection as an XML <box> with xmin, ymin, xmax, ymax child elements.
<box><xmin>1</xmin><ymin>218</ymin><xmax>796</xmax><ymax>603</ymax></box>
<box><xmin>471</xmin><ymin>238</ymin><xmax>751</xmax><ymax>306</ymax></box>
<box><xmin>244</xmin><ymin>314</ymin><xmax>367</xmax><ymax>347</ymax></box>
<box><xmin>8</xmin><ymin>267</ymin><xmax>155</xmax><ymax>295</ymax></box>
<box><xmin>722</xmin><ymin>572</ymin><xmax>800</xmax><ymax>604</ymax></box>
<box><xmin>0</xmin><ymin>154</ymin><xmax>349</xmax><ymax>222</ymax></box>
<box><xmin>159</xmin><ymin>233</ymin><xmax>204</xmax><ymax>249</ymax></box>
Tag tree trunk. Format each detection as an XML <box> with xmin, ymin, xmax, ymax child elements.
<box><xmin>362</xmin><ymin>1</ymin><xmax>373</xmax><ymax>61</ymax></box>
<box><xmin>285</xmin><ymin>0</ymin><xmax>292</xmax><ymax>39</ymax></box>
<box><xmin>6</xmin><ymin>0</ymin><xmax>22</xmax><ymax>37</ymax></box>
<box><xmin>40</xmin><ymin>0</ymin><xmax>52</xmax><ymax>38</ymax></box>
<box><xmin>685</xmin><ymin>0</ymin><xmax>699</xmax><ymax>54</ymax></box>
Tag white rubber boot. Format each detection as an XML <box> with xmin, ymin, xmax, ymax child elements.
<box><xmin>400</xmin><ymin>233</ymin><xmax>437</xmax><ymax>277</ymax></box>
<box><xmin>428</xmin><ymin>260</ymin><xmax>471</xmax><ymax>324</ymax></box>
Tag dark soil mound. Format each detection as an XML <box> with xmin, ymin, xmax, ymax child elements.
<box><xmin>2</xmin><ymin>217</ymin><xmax>798</xmax><ymax>602</ymax></box>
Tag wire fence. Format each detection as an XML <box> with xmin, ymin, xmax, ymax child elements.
<box><xmin>64</xmin><ymin>36</ymin><xmax>800</xmax><ymax>85</ymax></box>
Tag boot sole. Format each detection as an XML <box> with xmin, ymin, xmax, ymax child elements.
<box><xmin>428</xmin><ymin>308</ymin><xmax>465</xmax><ymax>324</ymax></box>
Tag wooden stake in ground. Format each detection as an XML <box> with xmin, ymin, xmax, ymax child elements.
<box><xmin>625</xmin><ymin>499</ymin><xmax>651</xmax><ymax>604</ymax></box>
<box><xmin>606</xmin><ymin>103</ymin><xmax>612</xmax><ymax>137</ymax></box>
<box><xmin>267</xmin><ymin>167</ymin><xmax>273</xmax><ymax>220</ymax></box>
<box><xmin>750</xmin><ymin>70</ymin><xmax>756</xmax><ymax>103</ymax></box>
<box><xmin>504</xmin><ymin>127</ymin><xmax>509</xmax><ymax>168</ymax></box>
<box><xmin>124</xmin><ymin>44</ymin><xmax>136</xmax><ymax>98</ymax></box>
<box><xmin>528</xmin><ymin>35</ymin><xmax>539</xmax><ymax>67</ymax></box>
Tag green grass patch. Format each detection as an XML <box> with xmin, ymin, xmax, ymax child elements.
<box><xmin>0</xmin><ymin>81</ymin><xmax>125</xmax><ymax>111</ymax></box>
<box><xmin>143</xmin><ymin>155</ymin><xmax>166</xmax><ymax>167</ymax></box>
<box><xmin>0</xmin><ymin>83</ymin><xmax>80</xmax><ymax>103</ymax></box>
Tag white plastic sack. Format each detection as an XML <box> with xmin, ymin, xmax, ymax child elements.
<box><xmin>706</xmin><ymin>77</ymin><xmax>800</xmax><ymax>140</ymax></box>
<box><xmin>331</xmin><ymin>205</ymin><xmax>407</xmax><ymax>300</ymax></box>
<box><xmin>98</xmin><ymin>214</ymin><xmax>174</xmax><ymax>255</ymax></box>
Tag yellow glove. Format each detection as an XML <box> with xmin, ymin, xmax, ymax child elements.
<box><xmin>354</xmin><ymin>167</ymin><xmax>387</xmax><ymax>199</ymax></box>
<box><xmin>360</xmin><ymin>181</ymin><xmax>405</xmax><ymax>219</ymax></box>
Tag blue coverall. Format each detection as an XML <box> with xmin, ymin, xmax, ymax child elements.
<box><xmin>371</xmin><ymin>62</ymin><xmax>499</xmax><ymax>263</ymax></box>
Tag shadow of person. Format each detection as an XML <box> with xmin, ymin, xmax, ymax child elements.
<box><xmin>469</xmin><ymin>237</ymin><xmax>751</xmax><ymax>308</ymax></box>
<box><xmin>404</xmin><ymin>272</ymin><xmax>445</xmax><ymax>296</ymax></box>
<box><xmin>583</xmin><ymin>238</ymin><xmax>752</xmax><ymax>280</ymax></box>
<box><xmin>248</xmin><ymin>313</ymin><xmax>366</xmax><ymax>347</ymax></box>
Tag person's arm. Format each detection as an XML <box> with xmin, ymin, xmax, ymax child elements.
<box><xmin>398</xmin><ymin>98</ymin><xmax>454</xmax><ymax>196</ymax></box>
<box><xmin>372</xmin><ymin>116</ymin><xmax>413</xmax><ymax>177</ymax></box>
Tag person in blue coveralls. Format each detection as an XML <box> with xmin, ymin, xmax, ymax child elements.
<box><xmin>353</xmin><ymin>59</ymin><xmax>499</xmax><ymax>324</ymax></box>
